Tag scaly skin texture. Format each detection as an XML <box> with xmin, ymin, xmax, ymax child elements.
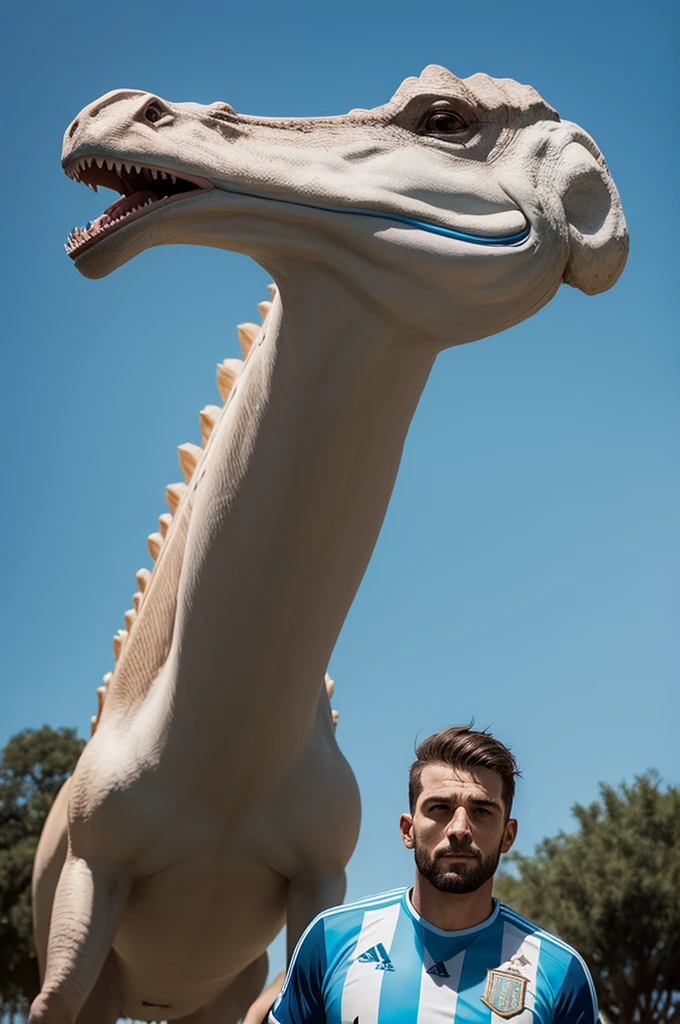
<box><xmin>31</xmin><ymin>65</ymin><xmax>627</xmax><ymax>1024</ymax></box>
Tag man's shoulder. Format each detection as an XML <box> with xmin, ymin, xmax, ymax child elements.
<box><xmin>497</xmin><ymin>902</ymin><xmax>590</xmax><ymax>968</ymax></box>
<box><xmin>288</xmin><ymin>887</ymin><xmax>409</xmax><ymax>972</ymax></box>
<box><xmin>310</xmin><ymin>886</ymin><xmax>408</xmax><ymax>933</ymax></box>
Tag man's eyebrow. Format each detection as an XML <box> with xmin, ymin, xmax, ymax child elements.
<box><xmin>422</xmin><ymin>795</ymin><xmax>502</xmax><ymax>810</ymax></box>
<box><xmin>468</xmin><ymin>797</ymin><xmax>502</xmax><ymax>810</ymax></box>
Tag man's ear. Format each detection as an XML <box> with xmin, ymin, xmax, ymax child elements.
<box><xmin>501</xmin><ymin>817</ymin><xmax>518</xmax><ymax>854</ymax></box>
<box><xmin>400</xmin><ymin>813</ymin><xmax>415</xmax><ymax>849</ymax></box>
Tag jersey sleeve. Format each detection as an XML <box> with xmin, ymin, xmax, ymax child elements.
<box><xmin>552</xmin><ymin>955</ymin><xmax>599</xmax><ymax>1024</ymax></box>
<box><xmin>269</xmin><ymin>916</ymin><xmax>328</xmax><ymax>1024</ymax></box>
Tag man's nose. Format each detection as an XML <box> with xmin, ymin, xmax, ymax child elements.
<box><xmin>446</xmin><ymin>806</ymin><xmax>473</xmax><ymax>840</ymax></box>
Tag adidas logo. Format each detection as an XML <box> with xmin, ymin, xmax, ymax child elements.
<box><xmin>426</xmin><ymin>961</ymin><xmax>450</xmax><ymax>978</ymax></box>
<box><xmin>356</xmin><ymin>943</ymin><xmax>395</xmax><ymax>971</ymax></box>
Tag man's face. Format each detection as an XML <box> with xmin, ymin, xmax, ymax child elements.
<box><xmin>400</xmin><ymin>763</ymin><xmax>517</xmax><ymax>895</ymax></box>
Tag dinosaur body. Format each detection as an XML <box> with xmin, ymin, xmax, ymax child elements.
<box><xmin>31</xmin><ymin>66</ymin><xmax>627</xmax><ymax>1024</ymax></box>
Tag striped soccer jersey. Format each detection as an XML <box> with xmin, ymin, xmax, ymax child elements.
<box><xmin>270</xmin><ymin>887</ymin><xmax>597</xmax><ymax>1024</ymax></box>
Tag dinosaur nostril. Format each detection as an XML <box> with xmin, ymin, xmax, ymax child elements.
<box><xmin>68</xmin><ymin>120</ymin><xmax>79</xmax><ymax>139</ymax></box>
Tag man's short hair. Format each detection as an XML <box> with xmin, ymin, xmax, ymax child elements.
<box><xmin>408</xmin><ymin>725</ymin><xmax>521</xmax><ymax>816</ymax></box>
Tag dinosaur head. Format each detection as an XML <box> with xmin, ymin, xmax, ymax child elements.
<box><xmin>62</xmin><ymin>67</ymin><xmax>628</xmax><ymax>345</ymax></box>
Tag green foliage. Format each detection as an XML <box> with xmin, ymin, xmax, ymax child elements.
<box><xmin>495</xmin><ymin>773</ymin><xmax>680</xmax><ymax>1024</ymax></box>
<box><xmin>0</xmin><ymin>727</ymin><xmax>85</xmax><ymax>1021</ymax></box>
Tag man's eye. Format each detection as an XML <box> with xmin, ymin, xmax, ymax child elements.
<box><xmin>474</xmin><ymin>807</ymin><xmax>491</xmax><ymax>815</ymax></box>
<box><xmin>421</xmin><ymin>110</ymin><xmax>468</xmax><ymax>135</ymax></box>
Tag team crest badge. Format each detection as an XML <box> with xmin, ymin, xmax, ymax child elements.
<box><xmin>481</xmin><ymin>954</ymin><xmax>530</xmax><ymax>1018</ymax></box>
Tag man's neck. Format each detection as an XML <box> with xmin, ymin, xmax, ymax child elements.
<box><xmin>410</xmin><ymin>875</ymin><xmax>495</xmax><ymax>932</ymax></box>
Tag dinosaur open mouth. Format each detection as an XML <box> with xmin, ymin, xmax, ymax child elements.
<box><xmin>63</xmin><ymin>156</ymin><xmax>213</xmax><ymax>258</ymax></box>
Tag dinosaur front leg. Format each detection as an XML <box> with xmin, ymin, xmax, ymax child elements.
<box><xmin>286</xmin><ymin>869</ymin><xmax>347</xmax><ymax>959</ymax></box>
<box><xmin>33</xmin><ymin>779</ymin><xmax>71</xmax><ymax>980</ymax></box>
<box><xmin>71</xmin><ymin>954</ymin><xmax>121</xmax><ymax>1024</ymax></box>
<box><xmin>239</xmin><ymin>870</ymin><xmax>346</xmax><ymax>1020</ymax></box>
<box><xmin>29</xmin><ymin>855</ymin><xmax>130</xmax><ymax>1024</ymax></box>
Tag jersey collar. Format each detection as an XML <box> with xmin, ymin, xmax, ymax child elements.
<box><xmin>403</xmin><ymin>888</ymin><xmax>501</xmax><ymax>937</ymax></box>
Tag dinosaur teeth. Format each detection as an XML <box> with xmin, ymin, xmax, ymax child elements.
<box><xmin>200</xmin><ymin>405</ymin><xmax>221</xmax><ymax>446</ymax></box>
<box><xmin>136</xmin><ymin>567</ymin><xmax>152</xmax><ymax>592</ymax></box>
<box><xmin>217</xmin><ymin>358</ymin><xmax>243</xmax><ymax>402</ymax></box>
<box><xmin>267</xmin><ymin>283</ymin><xmax>277</xmax><ymax>299</ymax></box>
<box><xmin>132</xmin><ymin>591</ymin><xmax>143</xmax><ymax>613</ymax></box>
<box><xmin>124</xmin><ymin>608</ymin><xmax>137</xmax><ymax>631</ymax></box>
<box><xmin>158</xmin><ymin>513</ymin><xmax>172</xmax><ymax>538</ymax></box>
<box><xmin>65</xmin><ymin>192</ymin><xmax>164</xmax><ymax>252</ymax></box>
<box><xmin>65</xmin><ymin>160</ymin><xmax>211</xmax><ymax>258</ymax></box>
<box><xmin>165</xmin><ymin>482</ymin><xmax>186</xmax><ymax>514</ymax></box>
<box><xmin>147</xmin><ymin>532</ymin><xmax>164</xmax><ymax>561</ymax></box>
<box><xmin>258</xmin><ymin>300</ymin><xmax>272</xmax><ymax>321</ymax></box>
<box><xmin>178</xmin><ymin>442</ymin><xmax>202</xmax><ymax>483</ymax></box>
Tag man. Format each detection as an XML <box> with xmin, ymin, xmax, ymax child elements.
<box><xmin>269</xmin><ymin>725</ymin><xmax>597</xmax><ymax>1023</ymax></box>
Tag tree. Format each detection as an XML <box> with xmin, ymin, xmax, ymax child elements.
<box><xmin>0</xmin><ymin>727</ymin><xmax>85</xmax><ymax>1022</ymax></box>
<box><xmin>495</xmin><ymin>773</ymin><xmax>680</xmax><ymax>1024</ymax></box>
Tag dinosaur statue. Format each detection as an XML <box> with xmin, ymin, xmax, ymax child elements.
<box><xmin>31</xmin><ymin>65</ymin><xmax>628</xmax><ymax>1024</ymax></box>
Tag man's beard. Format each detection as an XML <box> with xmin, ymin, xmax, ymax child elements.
<box><xmin>413</xmin><ymin>837</ymin><xmax>503</xmax><ymax>895</ymax></box>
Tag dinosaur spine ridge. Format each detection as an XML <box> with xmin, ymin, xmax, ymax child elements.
<box><xmin>90</xmin><ymin>291</ymin><xmax>272</xmax><ymax>736</ymax></box>
<box><xmin>164</xmin><ymin>483</ymin><xmax>186</xmax><ymax>515</ymax></box>
<box><xmin>177</xmin><ymin>443</ymin><xmax>202</xmax><ymax>484</ymax></box>
<box><xmin>217</xmin><ymin>359</ymin><xmax>242</xmax><ymax>402</ymax></box>
<box><xmin>112</xmin><ymin>630</ymin><xmax>127</xmax><ymax>660</ymax></box>
<box><xmin>199</xmin><ymin>405</ymin><xmax>221</xmax><ymax>446</ymax></box>
<box><xmin>136</xmin><ymin>568</ymin><xmax>151</xmax><ymax>592</ymax></box>
<box><xmin>147</xmin><ymin>533</ymin><xmax>163</xmax><ymax>561</ymax></box>
<box><xmin>236</xmin><ymin>323</ymin><xmax>259</xmax><ymax>358</ymax></box>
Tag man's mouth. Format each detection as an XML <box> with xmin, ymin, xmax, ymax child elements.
<box><xmin>62</xmin><ymin>154</ymin><xmax>213</xmax><ymax>258</ymax></box>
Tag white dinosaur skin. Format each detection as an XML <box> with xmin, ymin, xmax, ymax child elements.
<box><xmin>31</xmin><ymin>65</ymin><xmax>627</xmax><ymax>1024</ymax></box>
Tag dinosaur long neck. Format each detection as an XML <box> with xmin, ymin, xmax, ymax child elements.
<box><xmin>157</xmin><ymin>265</ymin><xmax>436</xmax><ymax>795</ymax></box>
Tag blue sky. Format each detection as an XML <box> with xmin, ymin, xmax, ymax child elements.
<box><xmin>2</xmin><ymin>0</ymin><xmax>678</xmax><ymax>991</ymax></box>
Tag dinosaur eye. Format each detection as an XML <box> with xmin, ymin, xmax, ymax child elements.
<box><xmin>144</xmin><ymin>103</ymin><xmax>164</xmax><ymax>124</ymax></box>
<box><xmin>422</xmin><ymin>109</ymin><xmax>468</xmax><ymax>135</ymax></box>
